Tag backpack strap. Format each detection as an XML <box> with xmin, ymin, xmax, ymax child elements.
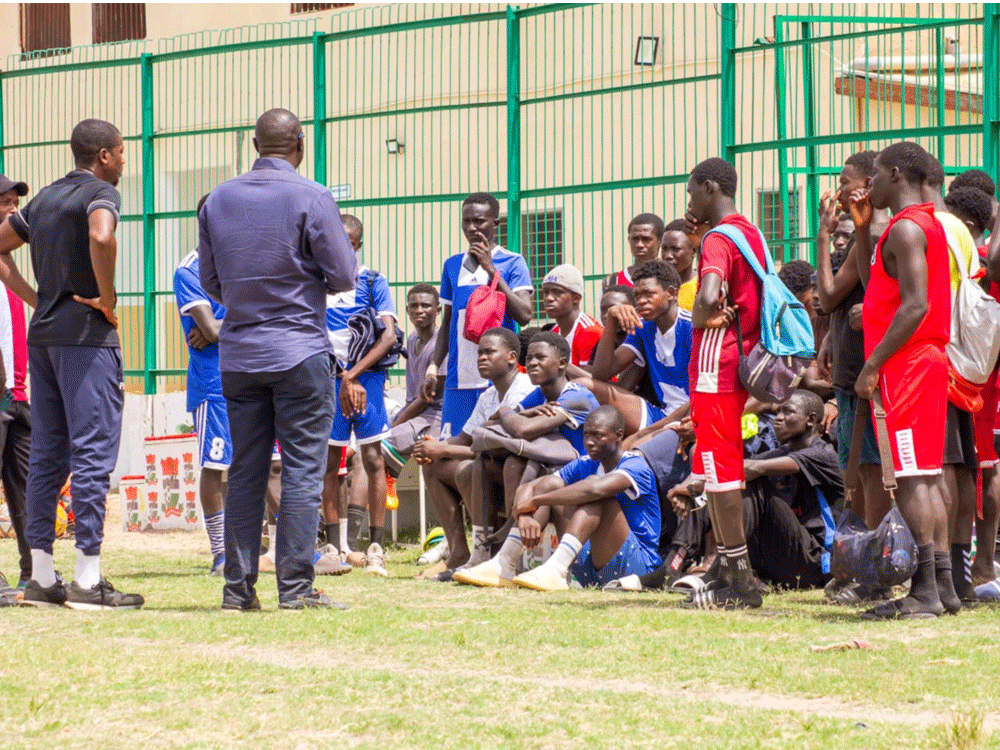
<box><xmin>704</xmin><ymin>223</ymin><xmax>774</xmax><ymax>280</ymax></box>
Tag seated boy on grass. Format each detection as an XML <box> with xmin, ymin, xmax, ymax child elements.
<box><xmin>455</xmin><ymin>405</ymin><xmax>662</xmax><ymax>591</ymax></box>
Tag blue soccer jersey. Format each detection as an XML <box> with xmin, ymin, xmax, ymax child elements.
<box><xmin>558</xmin><ymin>451</ymin><xmax>662</xmax><ymax>570</ymax></box>
<box><xmin>621</xmin><ymin>309</ymin><xmax>693</xmax><ymax>412</ymax></box>
<box><xmin>439</xmin><ymin>246</ymin><xmax>533</xmax><ymax>390</ymax></box>
<box><xmin>326</xmin><ymin>266</ymin><xmax>397</xmax><ymax>369</ymax></box>
<box><xmin>174</xmin><ymin>251</ymin><xmax>225</xmax><ymax>412</ymax></box>
<box><xmin>518</xmin><ymin>381</ymin><xmax>599</xmax><ymax>456</ymax></box>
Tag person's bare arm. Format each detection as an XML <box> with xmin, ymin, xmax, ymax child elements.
<box><xmin>691</xmin><ymin>272</ymin><xmax>736</xmax><ymax>330</ymax></box>
<box><xmin>849</xmin><ymin>190</ymin><xmax>875</xmax><ymax>288</ymax></box>
<box><xmin>340</xmin><ymin>314</ymin><xmax>397</xmax><ymax>416</ymax></box>
<box><xmin>516</xmin><ymin>470</ymin><xmax>633</xmax><ymax>514</ymax></box>
<box><xmin>73</xmin><ymin>208</ymin><xmax>118</xmax><ymax>328</ymax></box>
<box><xmin>0</xmin><ymin>220</ymin><xmax>37</xmax><ymax>308</ymax></box>
<box><xmin>815</xmin><ymin>190</ymin><xmax>862</xmax><ymax>313</ymax></box>
<box><xmin>497</xmin><ymin>405</ymin><xmax>569</xmax><ymax>441</ymax></box>
<box><xmin>412</xmin><ymin>432</ymin><xmax>475</xmax><ymax>464</ymax></box>
<box><xmin>855</xmin><ymin>220</ymin><xmax>929</xmax><ymax>399</ymax></box>
<box><xmin>186</xmin><ymin>304</ymin><xmax>221</xmax><ymax>349</ymax></box>
<box><xmin>468</xmin><ymin>240</ymin><xmax>533</xmax><ymax>325</ymax></box>
<box><xmin>391</xmin><ymin>394</ymin><xmax>431</xmax><ymax>428</ymax></box>
<box><xmin>744</xmin><ymin>455</ymin><xmax>801</xmax><ymax>481</ymax></box>
<box><xmin>591</xmin><ymin>305</ymin><xmax>641</xmax><ymax>382</ymax></box>
<box><xmin>421</xmin><ymin>303</ymin><xmax>451</xmax><ymax>401</ymax></box>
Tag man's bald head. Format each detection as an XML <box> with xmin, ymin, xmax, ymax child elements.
<box><xmin>253</xmin><ymin>108</ymin><xmax>304</xmax><ymax>167</ymax></box>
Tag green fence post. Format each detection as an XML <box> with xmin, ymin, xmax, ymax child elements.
<box><xmin>800</xmin><ymin>22</ymin><xmax>818</xmax><ymax>249</ymax></box>
<box><xmin>0</xmin><ymin>74</ymin><xmax>5</xmax><ymax>175</ymax></box>
<box><xmin>506</xmin><ymin>5</ymin><xmax>521</xmax><ymax>257</ymax></box>
<box><xmin>984</xmin><ymin>4</ymin><xmax>1000</xmax><ymax>183</ymax></box>
<box><xmin>313</xmin><ymin>31</ymin><xmax>327</xmax><ymax>187</ymax></box>
<box><xmin>719</xmin><ymin>3</ymin><xmax>737</xmax><ymax>162</ymax></box>
<box><xmin>934</xmin><ymin>28</ymin><xmax>946</xmax><ymax>167</ymax></box>
<box><xmin>141</xmin><ymin>53</ymin><xmax>156</xmax><ymax>395</ymax></box>
<box><xmin>774</xmin><ymin>25</ymin><xmax>791</xmax><ymax>263</ymax></box>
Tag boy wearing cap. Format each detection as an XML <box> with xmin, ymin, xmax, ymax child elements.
<box><xmin>542</xmin><ymin>264</ymin><xmax>603</xmax><ymax>370</ymax></box>
<box><xmin>0</xmin><ymin>174</ymin><xmax>31</xmax><ymax>602</ymax></box>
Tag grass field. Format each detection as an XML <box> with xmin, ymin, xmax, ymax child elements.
<box><xmin>2</xmin><ymin>497</ymin><xmax>999</xmax><ymax>750</ymax></box>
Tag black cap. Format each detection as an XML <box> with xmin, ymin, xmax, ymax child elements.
<box><xmin>0</xmin><ymin>175</ymin><xmax>28</xmax><ymax>196</ymax></box>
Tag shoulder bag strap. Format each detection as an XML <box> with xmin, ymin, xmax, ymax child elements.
<box><xmin>869</xmin><ymin>389</ymin><xmax>898</xmax><ymax>500</ymax></box>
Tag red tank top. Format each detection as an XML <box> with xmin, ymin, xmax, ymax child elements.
<box><xmin>863</xmin><ymin>203</ymin><xmax>950</xmax><ymax>361</ymax></box>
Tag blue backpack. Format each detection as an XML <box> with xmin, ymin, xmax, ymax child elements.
<box><xmin>704</xmin><ymin>224</ymin><xmax>815</xmax><ymax>403</ymax></box>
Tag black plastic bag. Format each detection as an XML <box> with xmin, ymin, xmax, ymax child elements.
<box><xmin>831</xmin><ymin>506</ymin><xmax>918</xmax><ymax>588</ymax></box>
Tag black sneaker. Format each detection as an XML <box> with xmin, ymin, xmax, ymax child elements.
<box><xmin>279</xmin><ymin>588</ymin><xmax>349</xmax><ymax>610</ymax></box>
<box><xmin>221</xmin><ymin>596</ymin><xmax>262</xmax><ymax>613</ymax></box>
<box><xmin>65</xmin><ymin>579</ymin><xmax>144</xmax><ymax>610</ymax></box>
<box><xmin>20</xmin><ymin>578</ymin><xmax>68</xmax><ymax>608</ymax></box>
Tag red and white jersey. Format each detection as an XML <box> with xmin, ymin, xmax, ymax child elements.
<box><xmin>612</xmin><ymin>268</ymin><xmax>633</xmax><ymax>288</ymax></box>
<box><xmin>552</xmin><ymin>312</ymin><xmax>603</xmax><ymax>367</ymax></box>
<box><xmin>863</xmin><ymin>203</ymin><xmax>950</xmax><ymax>364</ymax></box>
<box><xmin>0</xmin><ymin>286</ymin><xmax>27</xmax><ymax>402</ymax></box>
<box><xmin>688</xmin><ymin>214</ymin><xmax>766</xmax><ymax>394</ymax></box>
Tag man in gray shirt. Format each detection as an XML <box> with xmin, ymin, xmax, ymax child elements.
<box><xmin>199</xmin><ymin>108</ymin><xmax>357</xmax><ymax>611</ymax></box>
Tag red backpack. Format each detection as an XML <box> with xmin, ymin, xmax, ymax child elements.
<box><xmin>463</xmin><ymin>272</ymin><xmax>507</xmax><ymax>343</ymax></box>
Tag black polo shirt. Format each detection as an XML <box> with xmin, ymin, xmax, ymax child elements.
<box><xmin>9</xmin><ymin>170</ymin><xmax>121</xmax><ymax>348</ymax></box>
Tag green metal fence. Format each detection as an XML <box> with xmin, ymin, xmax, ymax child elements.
<box><xmin>0</xmin><ymin>3</ymin><xmax>997</xmax><ymax>395</ymax></box>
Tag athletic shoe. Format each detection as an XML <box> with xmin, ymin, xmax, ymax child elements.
<box><xmin>364</xmin><ymin>543</ymin><xmax>388</xmax><ymax>577</ymax></box>
<box><xmin>974</xmin><ymin>580</ymin><xmax>1000</xmax><ymax>602</ymax></box>
<box><xmin>65</xmin><ymin>579</ymin><xmax>144</xmax><ymax>610</ymax></box>
<box><xmin>417</xmin><ymin>541</ymin><xmax>449</xmax><ymax>567</ymax></box>
<box><xmin>512</xmin><ymin>563</ymin><xmax>569</xmax><ymax>592</ymax></box>
<box><xmin>602</xmin><ymin>574</ymin><xmax>645</xmax><ymax>593</ymax></box>
<box><xmin>314</xmin><ymin>545</ymin><xmax>352</xmax><ymax>576</ymax></box>
<box><xmin>279</xmin><ymin>589</ymin><xmax>350</xmax><ymax>610</ymax></box>
<box><xmin>0</xmin><ymin>572</ymin><xmax>16</xmax><ymax>597</ymax></box>
<box><xmin>683</xmin><ymin>586</ymin><xmax>763</xmax><ymax>610</ymax></box>
<box><xmin>0</xmin><ymin>574</ymin><xmax>18</xmax><ymax>607</ymax></box>
<box><xmin>20</xmin><ymin>578</ymin><xmax>67</xmax><ymax>608</ymax></box>
<box><xmin>453</xmin><ymin>560</ymin><xmax>513</xmax><ymax>588</ymax></box>
<box><xmin>221</xmin><ymin>596</ymin><xmax>262</xmax><ymax>613</ymax></box>
<box><xmin>209</xmin><ymin>553</ymin><xmax>225</xmax><ymax>577</ymax></box>
<box><xmin>858</xmin><ymin>596</ymin><xmax>942</xmax><ymax>620</ymax></box>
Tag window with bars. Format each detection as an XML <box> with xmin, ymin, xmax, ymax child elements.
<box><xmin>291</xmin><ymin>3</ymin><xmax>353</xmax><ymax>14</ymax></box>
<box><xmin>497</xmin><ymin>210</ymin><xmax>564</xmax><ymax>317</ymax></box>
<box><xmin>93</xmin><ymin>4</ymin><xmax>147</xmax><ymax>44</ymax></box>
<box><xmin>757</xmin><ymin>189</ymin><xmax>801</xmax><ymax>243</ymax></box>
<box><xmin>19</xmin><ymin>3</ymin><xmax>71</xmax><ymax>56</ymax></box>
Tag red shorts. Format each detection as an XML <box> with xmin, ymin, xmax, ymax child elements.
<box><xmin>975</xmin><ymin>369</ymin><xmax>999</xmax><ymax>468</ymax></box>
<box><xmin>878</xmin><ymin>344</ymin><xmax>947</xmax><ymax>477</ymax></box>
<box><xmin>336</xmin><ymin>446</ymin><xmax>348</xmax><ymax>477</ymax></box>
<box><xmin>690</xmin><ymin>389</ymin><xmax>749</xmax><ymax>492</ymax></box>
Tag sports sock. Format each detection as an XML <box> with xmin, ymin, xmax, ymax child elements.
<box><xmin>909</xmin><ymin>544</ymin><xmax>941</xmax><ymax>603</ymax></box>
<box><xmin>204</xmin><ymin>510</ymin><xmax>225</xmax><ymax>557</ymax></box>
<box><xmin>725</xmin><ymin>544</ymin><xmax>753</xmax><ymax>593</ymax></box>
<box><xmin>31</xmin><ymin>549</ymin><xmax>55</xmax><ymax>588</ymax></box>
<box><xmin>495</xmin><ymin>529</ymin><xmax>523</xmax><ymax>578</ymax></box>
<box><xmin>325</xmin><ymin>523</ymin><xmax>341</xmax><ymax>552</ymax></box>
<box><xmin>466</xmin><ymin>525</ymin><xmax>490</xmax><ymax>566</ymax></box>
<box><xmin>266</xmin><ymin>523</ymin><xmax>277</xmax><ymax>562</ymax></box>
<box><xmin>75</xmin><ymin>551</ymin><xmax>101</xmax><ymax>589</ymax></box>
<box><xmin>950</xmin><ymin>542</ymin><xmax>974</xmax><ymax>599</ymax></box>
<box><xmin>547</xmin><ymin>534</ymin><xmax>583</xmax><ymax>576</ymax></box>
<box><xmin>934</xmin><ymin>549</ymin><xmax>963</xmax><ymax>613</ymax></box>
<box><xmin>347</xmin><ymin>504</ymin><xmax>366</xmax><ymax>547</ymax></box>
<box><xmin>339</xmin><ymin>522</ymin><xmax>350</xmax><ymax>553</ymax></box>
<box><xmin>370</xmin><ymin>526</ymin><xmax>384</xmax><ymax>548</ymax></box>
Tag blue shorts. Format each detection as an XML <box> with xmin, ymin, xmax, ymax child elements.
<box><xmin>440</xmin><ymin>387</ymin><xmax>486</xmax><ymax>440</ymax></box>
<box><xmin>640</xmin><ymin>401</ymin><xmax>668</xmax><ymax>430</ymax></box>
<box><xmin>834</xmin><ymin>389</ymin><xmax>880</xmax><ymax>469</ymax></box>
<box><xmin>331</xmin><ymin>370</ymin><xmax>390</xmax><ymax>446</ymax></box>
<box><xmin>570</xmin><ymin>531</ymin><xmax>658</xmax><ymax>588</ymax></box>
<box><xmin>194</xmin><ymin>398</ymin><xmax>232</xmax><ymax>470</ymax></box>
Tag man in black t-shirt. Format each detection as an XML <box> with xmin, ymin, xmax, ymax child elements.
<box><xmin>0</xmin><ymin>119</ymin><xmax>143</xmax><ymax>610</ymax></box>
<box><xmin>670</xmin><ymin>390</ymin><xmax>843</xmax><ymax>594</ymax></box>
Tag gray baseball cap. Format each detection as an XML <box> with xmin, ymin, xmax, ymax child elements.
<box><xmin>0</xmin><ymin>175</ymin><xmax>28</xmax><ymax>196</ymax></box>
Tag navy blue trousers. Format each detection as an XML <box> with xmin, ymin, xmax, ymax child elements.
<box><xmin>26</xmin><ymin>346</ymin><xmax>123</xmax><ymax>557</ymax></box>
<box><xmin>221</xmin><ymin>352</ymin><xmax>334</xmax><ymax>605</ymax></box>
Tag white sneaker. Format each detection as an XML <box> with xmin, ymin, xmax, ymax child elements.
<box><xmin>453</xmin><ymin>559</ymin><xmax>513</xmax><ymax>588</ymax></box>
<box><xmin>417</xmin><ymin>540</ymin><xmax>449</xmax><ymax>566</ymax></box>
<box><xmin>602</xmin><ymin>574</ymin><xmax>644</xmax><ymax>592</ymax></box>
<box><xmin>512</xmin><ymin>562</ymin><xmax>569</xmax><ymax>592</ymax></box>
<box><xmin>364</xmin><ymin>543</ymin><xmax>388</xmax><ymax>577</ymax></box>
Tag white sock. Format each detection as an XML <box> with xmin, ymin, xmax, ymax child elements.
<box><xmin>339</xmin><ymin>522</ymin><xmax>350</xmax><ymax>553</ymax></box>
<box><xmin>31</xmin><ymin>549</ymin><xmax>55</xmax><ymax>588</ymax></box>
<box><xmin>467</xmin><ymin>525</ymin><xmax>489</xmax><ymax>566</ymax></box>
<box><xmin>75</xmin><ymin>551</ymin><xmax>101</xmax><ymax>589</ymax></box>
<box><xmin>495</xmin><ymin>529</ymin><xmax>524</xmax><ymax>578</ymax></box>
<box><xmin>547</xmin><ymin>534</ymin><xmax>584</xmax><ymax>576</ymax></box>
<box><xmin>266</xmin><ymin>524</ymin><xmax>277</xmax><ymax>561</ymax></box>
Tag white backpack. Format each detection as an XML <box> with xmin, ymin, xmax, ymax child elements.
<box><xmin>943</xmin><ymin>226</ymin><xmax>1000</xmax><ymax>385</ymax></box>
